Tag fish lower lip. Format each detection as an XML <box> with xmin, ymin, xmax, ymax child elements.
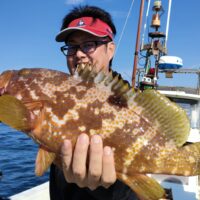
<box><xmin>0</xmin><ymin>87</ymin><xmax>5</xmax><ymax>96</ymax></box>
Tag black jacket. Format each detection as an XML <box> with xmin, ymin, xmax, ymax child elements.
<box><xmin>50</xmin><ymin>164</ymin><xmax>138</xmax><ymax>200</ymax></box>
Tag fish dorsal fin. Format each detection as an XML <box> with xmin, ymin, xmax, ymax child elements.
<box><xmin>134</xmin><ymin>89</ymin><xmax>190</xmax><ymax>147</ymax></box>
<box><xmin>35</xmin><ymin>147</ymin><xmax>56</xmax><ymax>176</ymax></box>
<box><xmin>117</xmin><ymin>173</ymin><xmax>165</xmax><ymax>200</ymax></box>
<box><xmin>75</xmin><ymin>64</ymin><xmax>190</xmax><ymax>146</ymax></box>
<box><xmin>75</xmin><ymin>63</ymin><xmax>133</xmax><ymax>100</ymax></box>
<box><xmin>0</xmin><ymin>95</ymin><xmax>31</xmax><ymax>131</ymax></box>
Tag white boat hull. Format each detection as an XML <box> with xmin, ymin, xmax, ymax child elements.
<box><xmin>10</xmin><ymin>182</ymin><xmax>50</xmax><ymax>200</ymax></box>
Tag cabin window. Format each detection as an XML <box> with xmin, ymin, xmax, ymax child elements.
<box><xmin>169</xmin><ymin>98</ymin><xmax>200</xmax><ymax>129</ymax></box>
<box><xmin>163</xmin><ymin>177</ymin><xmax>183</xmax><ymax>184</ymax></box>
<box><xmin>150</xmin><ymin>174</ymin><xmax>189</xmax><ymax>185</ymax></box>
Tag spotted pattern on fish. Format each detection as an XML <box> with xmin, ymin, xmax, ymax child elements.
<box><xmin>1</xmin><ymin>66</ymin><xmax>200</xmax><ymax>200</ymax></box>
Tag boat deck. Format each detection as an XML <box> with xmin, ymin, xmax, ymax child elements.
<box><xmin>10</xmin><ymin>182</ymin><xmax>50</xmax><ymax>200</ymax></box>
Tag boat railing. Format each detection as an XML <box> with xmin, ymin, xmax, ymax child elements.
<box><xmin>136</xmin><ymin>68</ymin><xmax>200</xmax><ymax>95</ymax></box>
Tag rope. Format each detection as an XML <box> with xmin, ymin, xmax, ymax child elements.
<box><xmin>141</xmin><ymin>0</ymin><xmax>151</xmax><ymax>49</ymax></box>
<box><xmin>165</xmin><ymin>0</ymin><xmax>172</xmax><ymax>49</ymax></box>
<box><xmin>115</xmin><ymin>0</ymin><xmax>135</xmax><ymax>56</ymax></box>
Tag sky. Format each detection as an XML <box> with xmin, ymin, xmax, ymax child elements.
<box><xmin>0</xmin><ymin>0</ymin><xmax>200</xmax><ymax>88</ymax></box>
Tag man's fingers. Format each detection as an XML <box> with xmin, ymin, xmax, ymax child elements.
<box><xmin>72</xmin><ymin>133</ymin><xmax>89</xmax><ymax>186</ymax></box>
<box><xmin>88</xmin><ymin>135</ymin><xmax>103</xmax><ymax>190</ymax></box>
<box><xmin>61</xmin><ymin>139</ymin><xmax>73</xmax><ymax>182</ymax></box>
<box><xmin>101</xmin><ymin>146</ymin><xmax>116</xmax><ymax>188</ymax></box>
<box><xmin>61</xmin><ymin>135</ymin><xmax>116</xmax><ymax>190</ymax></box>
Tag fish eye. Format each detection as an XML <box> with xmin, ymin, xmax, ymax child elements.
<box><xmin>18</xmin><ymin>69</ymin><xmax>31</xmax><ymax>76</ymax></box>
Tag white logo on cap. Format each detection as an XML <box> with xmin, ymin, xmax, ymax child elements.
<box><xmin>77</xmin><ymin>19</ymin><xmax>85</xmax><ymax>27</ymax></box>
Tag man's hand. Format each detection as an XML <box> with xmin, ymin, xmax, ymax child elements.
<box><xmin>61</xmin><ymin>133</ymin><xmax>116</xmax><ymax>190</ymax></box>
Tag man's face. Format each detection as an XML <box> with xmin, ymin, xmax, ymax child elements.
<box><xmin>65</xmin><ymin>31</ymin><xmax>115</xmax><ymax>74</ymax></box>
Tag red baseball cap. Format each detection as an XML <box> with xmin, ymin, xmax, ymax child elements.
<box><xmin>55</xmin><ymin>16</ymin><xmax>114</xmax><ymax>42</ymax></box>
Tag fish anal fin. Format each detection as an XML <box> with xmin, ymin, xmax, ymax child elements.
<box><xmin>0</xmin><ymin>95</ymin><xmax>31</xmax><ymax>131</ymax></box>
<box><xmin>35</xmin><ymin>147</ymin><xmax>56</xmax><ymax>176</ymax></box>
<box><xmin>117</xmin><ymin>172</ymin><xmax>165</xmax><ymax>200</ymax></box>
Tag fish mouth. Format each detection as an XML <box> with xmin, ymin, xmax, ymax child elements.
<box><xmin>0</xmin><ymin>70</ymin><xmax>13</xmax><ymax>96</ymax></box>
<box><xmin>0</xmin><ymin>87</ymin><xmax>6</xmax><ymax>96</ymax></box>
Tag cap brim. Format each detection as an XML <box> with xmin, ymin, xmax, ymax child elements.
<box><xmin>55</xmin><ymin>27</ymin><xmax>107</xmax><ymax>42</ymax></box>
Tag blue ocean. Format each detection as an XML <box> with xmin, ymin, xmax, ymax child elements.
<box><xmin>0</xmin><ymin>123</ymin><xmax>49</xmax><ymax>199</ymax></box>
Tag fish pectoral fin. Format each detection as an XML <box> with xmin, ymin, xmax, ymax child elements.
<box><xmin>24</xmin><ymin>100</ymin><xmax>44</xmax><ymax>110</ymax></box>
<box><xmin>35</xmin><ymin>147</ymin><xmax>56</xmax><ymax>176</ymax></box>
<box><xmin>0</xmin><ymin>95</ymin><xmax>31</xmax><ymax>131</ymax></box>
<box><xmin>117</xmin><ymin>173</ymin><xmax>165</xmax><ymax>200</ymax></box>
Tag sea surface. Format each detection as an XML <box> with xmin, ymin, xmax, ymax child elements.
<box><xmin>0</xmin><ymin>123</ymin><xmax>49</xmax><ymax>199</ymax></box>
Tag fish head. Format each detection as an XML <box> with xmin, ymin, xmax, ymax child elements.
<box><xmin>0</xmin><ymin>69</ymin><xmax>37</xmax><ymax>132</ymax></box>
<box><xmin>0</xmin><ymin>68</ymin><xmax>45</xmax><ymax>101</ymax></box>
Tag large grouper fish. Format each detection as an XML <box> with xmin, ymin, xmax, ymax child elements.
<box><xmin>0</xmin><ymin>64</ymin><xmax>200</xmax><ymax>200</ymax></box>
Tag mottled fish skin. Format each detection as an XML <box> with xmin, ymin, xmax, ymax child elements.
<box><xmin>0</xmin><ymin>66</ymin><xmax>199</xmax><ymax>200</ymax></box>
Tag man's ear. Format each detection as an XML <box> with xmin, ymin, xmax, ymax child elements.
<box><xmin>107</xmin><ymin>42</ymin><xmax>115</xmax><ymax>60</ymax></box>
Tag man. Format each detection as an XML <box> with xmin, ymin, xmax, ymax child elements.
<box><xmin>50</xmin><ymin>5</ymin><xmax>138</xmax><ymax>200</ymax></box>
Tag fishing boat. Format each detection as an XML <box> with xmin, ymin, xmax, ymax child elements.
<box><xmin>137</xmin><ymin>67</ymin><xmax>200</xmax><ymax>200</ymax></box>
<box><xmin>133</xmin><ymin>0</ymin><xmax>200</xmax><ymax>199</ymax></box>
<box><xmin>5</xmin><ymin>0</ymin><xmax>200</xmax><ymax>200</ymax></box>
<box><xmin>9</xmin><ymin>182</ymin><xmax>50</xmax><ymax>200</ymax></box>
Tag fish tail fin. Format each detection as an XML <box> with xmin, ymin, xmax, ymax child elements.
<box><xmin>152</xmin><ymin>142</ymin><xmax>200</xmax><ymax>176</ymax></box>
<box><xmin>172</xmin><ymin>142</ymin><xmax>200</xmax><ymax>176</ymax></box>
<box><xmin>35</xmin><ymin>147</ymin><xmax>56</xmax><ymax>176</ymax></box>
<box><xmin>0</xmin><ymin>95</ymin><xmax>31</xmax><ymax>131</ymax></box>
<box><xmin>118</xmin><ymin>173</ymin><xmax>166</xmax><ymax>200</ymax></box>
